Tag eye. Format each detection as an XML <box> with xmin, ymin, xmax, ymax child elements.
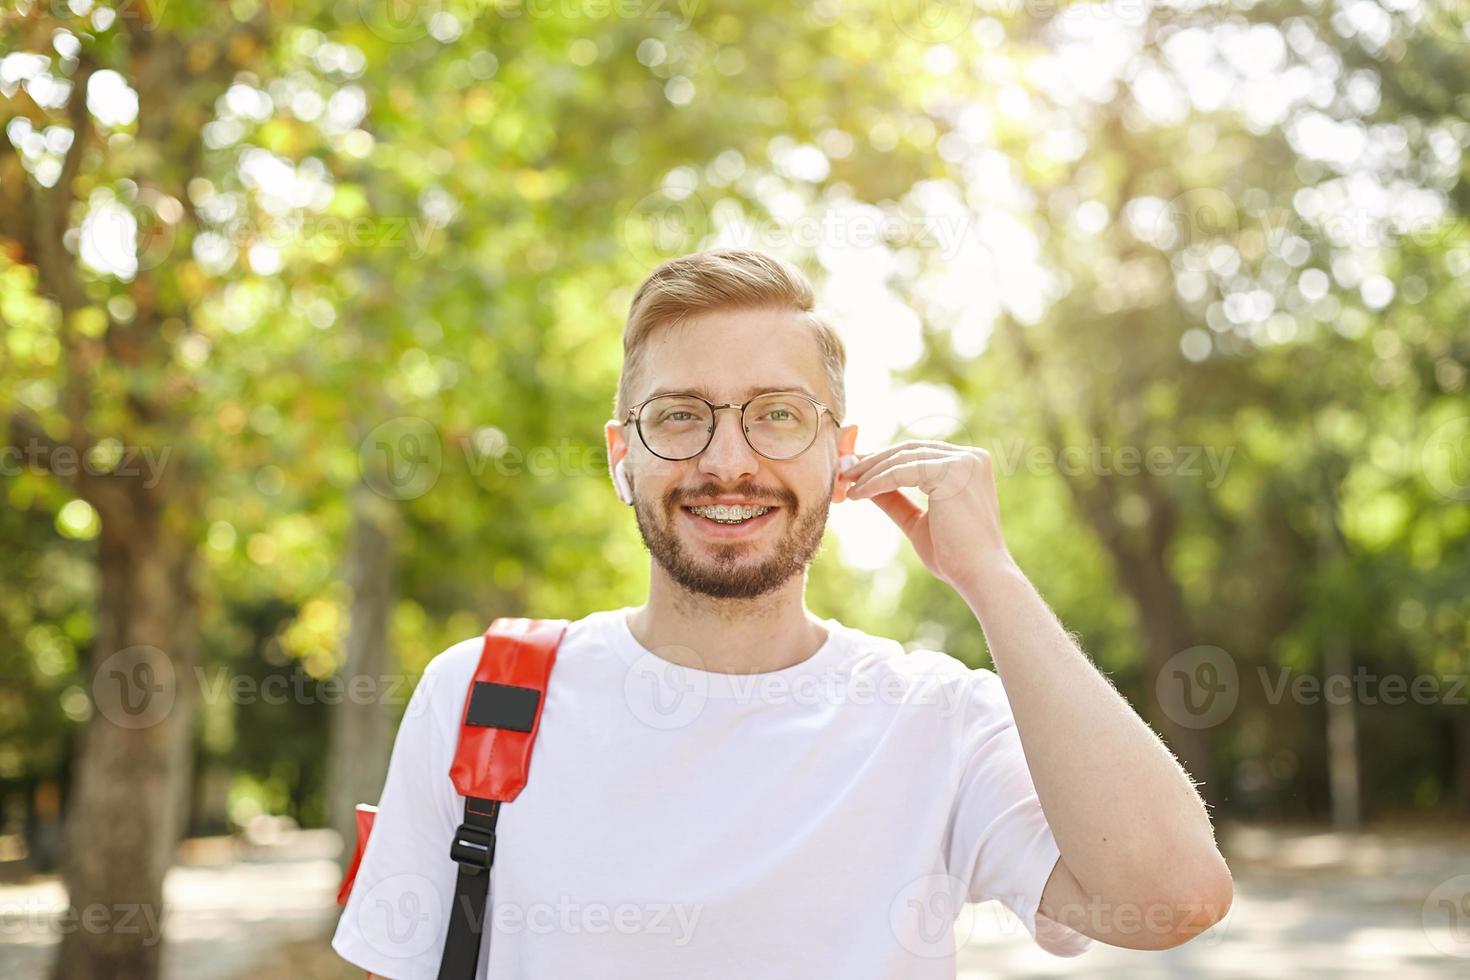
<box><xmin>752</xmin><ymin>400</ymin><xmax>805</xmax><ymax>423</ymax></box>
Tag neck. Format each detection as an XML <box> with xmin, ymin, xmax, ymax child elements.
<box><xmin>626</xmin><ymin>565</ymin><xmax>830</xmax><ymax>674</ymax></box>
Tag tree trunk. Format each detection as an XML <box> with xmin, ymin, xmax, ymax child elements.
<box><xmin>1322</xmin><ymin>629</ymin><xmax>1361</xmax><ymax>830</ymax></box>
<box><xmin>1456</xmin><ymin>708</ymin><xmax>1470</xmax><ymax>818</ymax></box>
<box><xmin>52</xmin><ymin>491</ymin><xmax>199</xmax><ymax>980</ymax></box>
<box><xmin>3</xmin><ymin>14</ymin><xmax>263</xmax><ymax>980</ymax></box>
<box><xmin>327</xmin><ymin>481</ymin><xmax>399</xmax><ymax>873</ymax></box>
<box><xmin>1000</xmin><ymin>317</ymin><xmax>1221</xmax><ymax>807</ymax></box>
<box><xmin>1316</xmin><ymin>479</ymin><xmax>1362</xmax><ymax>830</ymax></box>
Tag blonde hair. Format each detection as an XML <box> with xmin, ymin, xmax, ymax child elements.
<box><xmin>613</xmin><ymin>248</ymin><xmax>847</xmax><ymax>424</ymax></box>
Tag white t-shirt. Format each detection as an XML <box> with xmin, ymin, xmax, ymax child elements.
<box><xmin>331</xmin><ymin>607</ymin><xmax>1094</xmax><ymax>979</ymax></box>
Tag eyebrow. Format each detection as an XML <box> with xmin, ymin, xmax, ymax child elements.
<box><xmin>645</xmin><ymin>384</ymin><xmax>820</xmax><ymax>403</ymax></box>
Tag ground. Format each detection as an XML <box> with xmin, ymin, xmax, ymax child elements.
<box><xmin>1</xmin><ymin>821</ymin><xmax>1467</xmax><ymax>978</ymax></box>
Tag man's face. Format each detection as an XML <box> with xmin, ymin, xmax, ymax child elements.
<box><xmin>605</xmin><ymin>308</ymin><xmax>858</xmax><ymax>600</ymax></box>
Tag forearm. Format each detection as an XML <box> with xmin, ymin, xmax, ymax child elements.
<box><xmin>955</xmin><ymin>556</ymin><xmax>1230</xmax><ymax>907</ymax></box>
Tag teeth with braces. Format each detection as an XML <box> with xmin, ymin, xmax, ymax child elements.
<box><xmin>688</xmin><ymin>504</ymin><xmax>772</xmax><ymax>524</ymax></box>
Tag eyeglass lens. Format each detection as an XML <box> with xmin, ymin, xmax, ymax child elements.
<box><xmin>638</xmin><ymin>393</ymin><xmax>818</xmax><ymax>460</ymax></box>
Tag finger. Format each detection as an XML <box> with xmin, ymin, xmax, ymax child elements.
<box><xmin>867</xmin><ymin>488</ymin><xmax>923</xmax><ymax>533</ymax></box>
<box><xmin>848</xmin><ymin>454</ymin><xmax>958</xmax><ymax>498</ymax></box>
<box><xmin>843</xmin><ymin>441</ymin><xmax>954</xmax><ymax>481</ymax></box>
<box><xmin>845</xmin><ymin>447</ymin><xmax>949</xmax><ymax>489</ymax></box>
<box><xmin>843</xmin><ymin>442</ymin><xmax>944</xmax><ymax>480</ymax></box>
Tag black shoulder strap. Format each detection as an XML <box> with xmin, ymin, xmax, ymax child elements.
<box><xmin>437</xmin><ymin>796</ymin><xmax>500</xmax><ymax>980</ymax></box>
<box><xmin>436</xmin><ymin>617</ymin><xmax>564</xmax><ymax>978</ymax></box>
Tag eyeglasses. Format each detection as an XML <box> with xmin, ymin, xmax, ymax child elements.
<box><xmin>623</xmin><ymin>390</ymin><xmax>839</xmax><ymax>461</ymax></box>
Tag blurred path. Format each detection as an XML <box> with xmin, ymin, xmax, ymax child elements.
<box><xmin>0</xmin><ymin>822</ymin><xmax>1466</xmax><ymax>978</ymax></box>
<box><xmin>956</xmin><ymin>822</ymin><xmax>1470</xmax><ymax>978</ymax></box>
<box><xmin>0</xmin><ymin>829</ymin><xmax>346</xmax><ymax>980</ymax></box>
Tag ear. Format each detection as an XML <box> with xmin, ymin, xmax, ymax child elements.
<box><xmin>605</xmin><ymin>419</ymin><xmax>630</xmax><ymax>498</ymax></box>
<box><xmin>830</xmin><ymin>423</ymin><xmax>859</xmax><ymax>504</ymax></box>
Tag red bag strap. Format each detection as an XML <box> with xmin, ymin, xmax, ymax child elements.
<box><xmin>335</xmin><ymin>803</ymin><xmax>378</xmax><ymax>908</ymax></box>
<box><xmin>448</xmin><ymin>617</ymin><xmax>568</xmax><ymax>802</ymax></box>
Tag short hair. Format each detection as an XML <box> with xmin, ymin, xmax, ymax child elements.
<box><xmin>613</xmin><ymin>248</ymin><xmax>847</xmax><ymax>425</ymax></box>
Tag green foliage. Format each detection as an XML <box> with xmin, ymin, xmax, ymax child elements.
<box><xmin>2</xmin><ymin>0</ymin><xmax>1468</xmax><ymax>829</ymax></box>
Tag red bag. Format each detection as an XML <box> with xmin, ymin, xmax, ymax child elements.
<box><xmin>335</xmin><ymin>803</ymin><xmax>378</xmax><ymax>908</ymax></box>
<box><xmin>335</xmin><ymin>617</ymin><xmax>568</xmax><ymax>934</ymax></box>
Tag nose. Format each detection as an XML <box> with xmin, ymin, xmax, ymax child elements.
<box><xmin>696</xmin><ymin>407</ymin><xmax>759</xmax><ymax>484</ymax></box>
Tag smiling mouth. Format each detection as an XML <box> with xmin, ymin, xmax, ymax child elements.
<box><xmin>683</xmin><ymin>503</ymin><xmax>777</xmax><ymax>525</ymax></box>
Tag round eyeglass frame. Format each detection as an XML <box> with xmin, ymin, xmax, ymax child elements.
<box><xmin>623</xmin><ymin>390</ymin><xmax>840</xmax><ymax>462</ymax></box>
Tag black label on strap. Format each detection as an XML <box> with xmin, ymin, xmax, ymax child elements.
<box><xmin>465</xmin><ymin>681</ymin><xmax>541</xmax><ymax>733</ymax></box>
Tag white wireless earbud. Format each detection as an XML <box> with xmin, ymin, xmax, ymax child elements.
<box><xmin>613</xmin><ymin>458</ymin><xmax>634</xmax><ymax>505</ymax></box>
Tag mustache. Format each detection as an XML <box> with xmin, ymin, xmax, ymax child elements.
<box><xmin>666</xmin><ymin>483</ymin><xmax>797</xmax><ymax>510</ymax></box>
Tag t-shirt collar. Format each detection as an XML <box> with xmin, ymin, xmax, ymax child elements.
<box><xmin>603</xmin><ymin>605</ymin><xmax>853</xmax><ymax>701</ymax></box>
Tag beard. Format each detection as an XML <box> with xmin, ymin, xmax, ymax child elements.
<box><xmin>632</xmin><ymin>476</ymin><xmax>832</xmax><ymax>600</ymax></box>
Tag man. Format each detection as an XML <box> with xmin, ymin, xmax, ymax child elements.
<box><xmin>332</xmin><ymin>248</ymin><xmax>1233</xmax><ymax>978</ymax></box>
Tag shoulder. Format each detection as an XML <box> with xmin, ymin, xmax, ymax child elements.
<box><xmin>412</xmin><ymin>611</ymin><xmax>612</xmax><ymax>706</ymax></box>
<box><xmin>417</xmin><ymin>634</ymin><xmax>484</xmax><ymax>697</ymax></box>
<box><xmin>826</xmin><ymin>619</ymin><xmax>1006</xmax><ymax>714</ymax></box>
<box><xmin>398</xmin><ymin>635</ymin><xmax>483</xmax><ymax>745</ymax></box>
